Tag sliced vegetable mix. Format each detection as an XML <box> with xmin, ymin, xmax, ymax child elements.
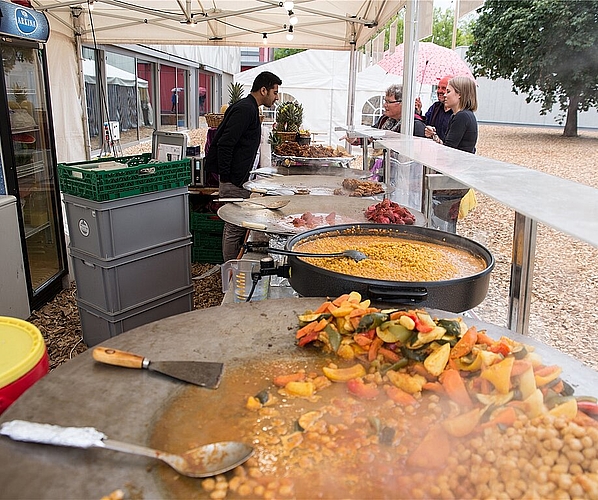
<box><xmin>282</xmin><ymin>291</ymin><xmax>598</xmax><ymax>441</ymax></box>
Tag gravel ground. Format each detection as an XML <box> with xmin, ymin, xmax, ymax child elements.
<box><xmin>29</xmin><ymin>124</ymin><xmax>598</xmax><ymax>371</ymax></box>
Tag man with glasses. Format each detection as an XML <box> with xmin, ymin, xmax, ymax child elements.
<box><xmin>415</xmin><ymin>75</ymin><xmax>453</xmax><ymax>142</ymax></box>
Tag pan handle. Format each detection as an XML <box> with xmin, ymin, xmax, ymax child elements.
<box><xmin>366</xmin><ymin>286</ymin><xmax>428</xmax><ymax>304</ymax></box>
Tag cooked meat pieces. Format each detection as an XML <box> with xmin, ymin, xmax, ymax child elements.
<box><xmin>275</xmin><ymin>142</ymin><xmax>349</xmax><ymax>158</ymax></box>
<box><xmin>341</xmin><ymin>178</ymin><xmax>385</xmax><ymax>197</ymax></box>
<box><xmin>365</xmin><ymin>199</ymin><xmax>416</xmax><ymax>224</ymax></box>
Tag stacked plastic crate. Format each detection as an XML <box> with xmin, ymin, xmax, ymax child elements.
<box><xmin>190</xmin><ymin>211</ymin><xmax>225</xmax><ymax>264</ymax></box>
<box><xmin>58</xmin><ymin>154</ymin><xmax>194</xmax><ymax>346</ymax></box>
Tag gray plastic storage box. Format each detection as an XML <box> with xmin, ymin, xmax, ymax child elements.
<box><xmin>77</xmin><ymin>285</ymin><xmax>194</xmax><ymax>347</ymax></box>
<box><xmin>63</xmin><ymin>187</ymin><xmax>189</xmax><ymax>260</ymax></box>
<box><xmin>70</xmin><ymin>237</ymin><xmax>192</xmax><ymax>313</ymax></box>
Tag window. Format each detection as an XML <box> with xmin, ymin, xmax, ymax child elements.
<box><xmin>361</xmin><ymin>95</ymin><xmax>385</xmax><ymax>127</ymax></box>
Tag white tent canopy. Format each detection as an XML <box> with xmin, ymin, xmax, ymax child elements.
<box><xmin>234</xmin><ymin>49</ymin><xmax>434</xmax><ymax>145</ymax></box>
<box><xmin>35</xmin><ymin>0</ymin><xmax>408</xmax><ymax>49</ymax></box>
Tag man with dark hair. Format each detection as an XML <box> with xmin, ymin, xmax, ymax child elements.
<box><xmin>204</xmin><ymin>71</ymin><xmax>282</xmax><ymax>261</ymax></box>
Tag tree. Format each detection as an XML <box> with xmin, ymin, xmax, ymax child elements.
<box><xmin>467</xmin><ymin>0</ymin><xmax>598</xmax><ymax>137</ymax></box>
<box><xmin>421</xmin><ymin>8</ymin><xmax>475</xmax><ymax>48</ymax></box>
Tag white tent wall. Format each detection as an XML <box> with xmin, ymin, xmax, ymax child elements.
<box><xmin>46</xmin><ymin>31</ymin><xmax>87</xmax><ymax>163</ymax></box>
<box><xmin>234</xmin><ymin>50</ymin><xmax>433</xmax><ymax>146</ymax></box>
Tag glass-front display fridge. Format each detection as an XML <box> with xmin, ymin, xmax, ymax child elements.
<box><xmin>0</xmin><ymin>1</ymin><xmax>67</xmax><ymax>313</ymax></box>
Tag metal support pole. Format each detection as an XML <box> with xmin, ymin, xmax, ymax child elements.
<box><xmin>508</xmin><ymin>212</ymin><xmax>537</xmax><ymax>334</ymax></box>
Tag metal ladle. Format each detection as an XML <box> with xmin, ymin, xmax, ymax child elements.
<box><xmin>0</xmin><ymin>420</ymin><xmax>253</xmax><ymax>479</ymax></box>
<box><xmin>266</xmin><ymin>247</ymin><xmax>367</xmax><ymax>262</ymax></box>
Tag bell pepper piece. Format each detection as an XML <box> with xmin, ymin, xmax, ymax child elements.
<box><xmin>450</xmin><ymin>326</ymin><xmax>478</xmax><ymax>359</ymax></box>
<box><xmin>476</xmin><ymin>330</ymin><xmax>495</xmax><ymax>346</ymax></box>
<box><xmin>423</xmin><ymin>381</ymin><xmax>445</xmax><ymax>394</ymax></box>
<box><xmin>313</xmin><ymin>301</ymin><xmax>332</xmax><ymax>314</ymax></box>
<box><xmin>440</xmin><ymin>369</ymin><xmax>473</xmax><ymax>407</ymax></box>
<box><xmin>442</xmin><ymin>407</ymin><xmax>483</xmax><ymax>436</ymax></box>
<box><xmin>285</xmin><ymin>381</ymin><xmax>316</xmax><ymax>397</ymax></box>
<box><xmin>489</xmin><ymin>341</ymin><xmax>511</xmax><ymax>357</ymax></box>
<box><xmin>534</xmin><ymin>365</ymin><xmax>563</xmax><ymax>387</ymax></box>
<box><xmin>297</xmin><ymin>329</ymin><xmax>320</xmax><ymax>347</ymax></box>
<box><xmin>406</xmin><ymin>425</ymin><xmax>451</xmax><ymax>469</ymax></box>
<box><xmin>510</xmin><ymin>359</ymin><xmax>533</xmax><ymax>377</ymax></box>
<box><xmin>577</xmin><ymin>401</ymin><xmax>598</xmax><ymax>416</ymax></box>
<box><xmin>424</xmin><ymin>342</ymin><xmax>451</xmax><ymax>377</ymax></box>
<box><xmin>412</xmin><ymin>312</ymin><xmax>434</xmax><ymax>333</ymax></box>
<box><xmin>368</xmin><ymin>336</ymin><xmax>384</xmax><ymax>362</ymax></box>
<box><xmin>347</xmin><ymin>378</ymin><xmax>380</xmax><ymax>400</ymax></box>
<box><xmin>480</xmin><ymin>406</ymin><xmax>518</xmax><ymax>430</ymax></box>
<box><xmin>273</xmin><ymin>371</ymin><xmax>306</xmax><ymax>387</ymax></box>
<box><xmin>385</xmin><ymin>385</ymin><xmax>417</xmax><ymax>406</ymax></box>
<box><xmin>480</xmin><ymin>356</ymin><xmax>514</xmax><ymax>394</ymax></box>
<box><xmin>322</xmin><ymin>363</ymin><xmax>366</xmax><ymax>382</ymax></box>
<box><xmin>379</xmin><ymin>347</ymin><xmax>401</xmax><ymax>363</ymax></box>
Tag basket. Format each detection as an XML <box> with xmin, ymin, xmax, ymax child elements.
<box><xmin>58</xmin><ymin>155</ymin><xmax>191</xmax><ymax>202</ymax></box>
<box><xmin>276</xmin><ymin>131</ymin><xmax>297</xmax><ymax>143</ymax></box>
<box><xmin>205</xmin><ymin>113</ymin><xmax>224</xmax><ymax>128</ymax></box>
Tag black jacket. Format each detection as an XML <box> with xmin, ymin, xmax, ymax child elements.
<box><xmin>204</xmin><ymin>94</ymin><xmax>261</xmax><ymax>187</ymax></box>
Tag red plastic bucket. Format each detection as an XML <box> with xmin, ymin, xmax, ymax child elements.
<box><xmin>0</xmin><ymin>317</ymin><xmax>49</xmax><ymax>415</ymax></box>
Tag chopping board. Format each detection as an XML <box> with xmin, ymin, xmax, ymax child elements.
<box><xmin>0</xmin><ymin>299</ymin><xmax>597</xmax><ymax>499</ymax></box>
<box><xmin>217</xmin><ymin>195</ymin><xmax>426</xmax><ymax>234</ymax></box>
<box><xmin>243</xmin><ymin>175</ymin><xmax>391</xmax><ymax>197</ymax></box>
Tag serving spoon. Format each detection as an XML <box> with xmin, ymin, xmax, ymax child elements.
<box><xmin>266</xmin><ymin>247</ymin><xmax>367</xmax><ymax>262</ymax></box>
<box><xmin>0</xmin><ymin>420</ymin><xmax>253</xmax><ymax>479</ymax></box>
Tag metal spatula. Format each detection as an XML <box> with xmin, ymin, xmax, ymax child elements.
<box><xmin>217</xmin><ymin>198</ymin><xmax>290</xmax><ymax>209</ymax></box>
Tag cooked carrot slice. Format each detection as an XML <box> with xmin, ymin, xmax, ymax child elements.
<box><xmin>368</xmin><ymin>336</ymin><xmax>384</xmax><ymax>362</ymax></box>
<box><xmin>450</xmin><ymin>326</ymin><xmax>478</xmax><ymax>359</ymax></box>
<box><xmin>440</xmin><ymin>369</ymin><xmax>473</xmax><ymax>407</ymax></box>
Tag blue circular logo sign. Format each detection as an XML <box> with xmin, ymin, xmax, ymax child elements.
<box><xmin>15</xmin><ymin>8</ymin><xmax>37</xmax><ymax>35</ymax></box>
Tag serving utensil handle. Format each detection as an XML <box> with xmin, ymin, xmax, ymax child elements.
<box><xmin>0</xmin><ymin>420</ymin><xmax>106</xmax><ymax>449</ymax></box>
<box><xmin>92</xmin><ymin>347</ymin><xmax>146</xmax><ymax>369</ymax></box>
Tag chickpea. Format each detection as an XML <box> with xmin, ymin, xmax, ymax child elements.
<box><xmin>202</xmin><ymin>478</ymin><xmax>216</xmax><ymax>491</ymax></box>
<box><xmin>210</xmin><ymin>490</ymin><xmax>227</xmax><ymax>500</ymax></box>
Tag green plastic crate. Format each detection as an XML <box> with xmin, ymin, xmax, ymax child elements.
<box><xmin>192</xmin><ymin>231</ymin><xmax>222</xmax><ymax>250</ymax></box>
<box><xmin>58</xmin><ymin>154</ymin><xmax>191</xmax><ymax>202</ymax></box>
<box><xmin>190</xmin><ymin>211</ymin><xmax>225</xmax><ymax>233</ymax></box>
<box><xmin>192</xmin><ymin>246</ymin><xmax>223</xmax><ymax>264</ymax></box>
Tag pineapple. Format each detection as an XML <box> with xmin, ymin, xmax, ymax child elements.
<box><xmin>228</xmin><ymin>82</ymin><xmax>245</xmax><ymax>105</ymax></box>
<box><xmin>275</xmin><ymin>101</ymin><xmax>303</xmax><ymax>132</ymax></box>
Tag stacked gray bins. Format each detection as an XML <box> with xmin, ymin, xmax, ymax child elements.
<box><xmin>64</xmin><ymin>187</ymin><xmax>193</xmax><ymax>346</ymax></box>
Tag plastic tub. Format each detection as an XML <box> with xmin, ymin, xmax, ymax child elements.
<box><xmin>0</xmin><ymin>317</ymin><xmax>49</xmax><ymax>415</ymax></box>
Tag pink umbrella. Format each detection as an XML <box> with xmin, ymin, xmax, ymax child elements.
<box><xmin>378</xmin><ymin>42</ymin><xmax>475</xmax><ymax>85</ymax></box>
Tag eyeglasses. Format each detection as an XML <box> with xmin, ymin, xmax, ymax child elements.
<box><xmin>384</xmin><ymin>99</ymin><xmax>402</xmax><ymax>104</ymax></box>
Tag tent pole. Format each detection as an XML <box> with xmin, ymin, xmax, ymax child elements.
<box><xmin>346</xmin><ymin>30</ymin><xmax>358</xmax><ymax>129</ymax></box>
<box><xmin>401</xmin><ymin>0</ymin><xmax>419</xmax><ymax>137</ymax></box>
<box><xmin>72</xmin><ymin>7</ymin><xmax>92</xmax><ymax>159</ymax></box>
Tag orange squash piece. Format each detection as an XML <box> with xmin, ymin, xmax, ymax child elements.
<box><xmin>407</xmin><ymin>425</ymin><xmax>451</xmax><ymax>469</ymax></box>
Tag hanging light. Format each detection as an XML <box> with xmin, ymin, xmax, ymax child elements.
<box><xmin>288</xmin><ymin>11</ymin><xmax>298</xmax><ymax>25</ymax></box>
<box><xmin>262</xmin><ymin>33</ymin><xmax>268</xmax><ymax>44</ymax></box>
<box><xmin>283</xmin><ymin>1</ymin><xmax>294</xmax><ymax>10</ymax></box>
<box><xmin>286</xmin><ymin>25</ymin><xmax>294</xmax><ymax>41</ymax></box>
<box><xmin>88</xmin><ymin>0</ymin><xmax>95</xmax><ymax>11</ymax></box>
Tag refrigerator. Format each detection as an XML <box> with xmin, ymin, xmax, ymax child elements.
<box><xmin>0</xmin><ymin>1</ymin><xmax>67</xmax><ymax>314</ymax></box>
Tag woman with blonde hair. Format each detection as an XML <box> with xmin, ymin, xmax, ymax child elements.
<box><xmin>431</xmin><ymin>76</ymin><xmax>478</xmax><ymax>153</ymax></box>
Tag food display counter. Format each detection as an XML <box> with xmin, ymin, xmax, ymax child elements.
<box><xmin>1</xmin><ymin>298</ymin><xmax>597</xmax><ymax>499</ymax></box>
<box><xmin>338</xmin><ymin>128</ymin><xmax>598</xmax><ymax>334</ymax></box>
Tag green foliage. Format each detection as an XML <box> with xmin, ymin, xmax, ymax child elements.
<box><xmin>467</xmin><ymin>0</ymin><xmax>598</xmax><ymax>136</ymax></box>
<box><xmin>228</xmin><ymin>82</ymin><xmax>245</xmax><ymax>104</ymax></box>
<box><xmin>421</xmin><ymin>8</ymin><xmax>475</xmax><ymax>48</ymax></box>
<box><xmin>274</xmin><ymin>48</ymin><xmax>306</xmax><ymax>60</ymax></box>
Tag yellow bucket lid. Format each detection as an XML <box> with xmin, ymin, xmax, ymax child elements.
<box><xmin>0</xmin><ymin>317</ymin><xmax>46</xmax><ymax>388</ymax></box>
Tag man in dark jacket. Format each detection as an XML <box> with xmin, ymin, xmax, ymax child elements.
<box><xmin>415</xmin><ymin>75</ymin><xmax>453</xmax><ymax>142</ymax></box>
<box><xmin>204</xmin><ymin>71</ymin><xmax>281</xmax><ymax>261</ymax></box>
